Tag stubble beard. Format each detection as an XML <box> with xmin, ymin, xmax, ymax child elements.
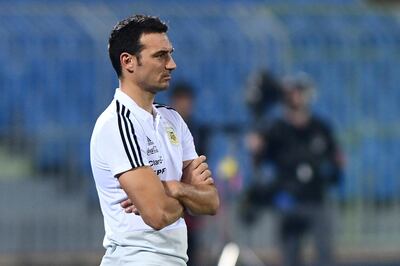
<box><xmin>146</xmin><ymin>82</ymin><xmax>169</xmax><ymax>95</ymax></box>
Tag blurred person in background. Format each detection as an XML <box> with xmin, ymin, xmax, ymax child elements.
<box><xmin>90</xmin><ymin>14</ymin><xmax>219</xmax><ymax>265</ymax></box>
<box><xmin>246</xmin><ymin>72</ymin><xmax>343</xmax><ymax>266</ymax></box>
<box><xmin>169</xmin><ymin>82</ymin><xmax>210</xmax><ymax>266</ymax></box>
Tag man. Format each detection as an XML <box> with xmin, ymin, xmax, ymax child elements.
<box><xmin>90</xmin><ymin>15</ymin><xmax>219</xmax><ymax>265</ymax></box>
<box><xmin>247</xmin><ymin>73</ymin><xmax>343</xmax><ymax>266</ymax></box>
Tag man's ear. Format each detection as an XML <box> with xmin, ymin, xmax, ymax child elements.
<box><xmin>120</xmin><ymin>52</ymin><xmax>136</xmax><ymax>74</ymax></box>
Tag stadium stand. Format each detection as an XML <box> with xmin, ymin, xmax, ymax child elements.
<box><xmin>1</xmin><ymin>0</ymin><xmax>400</xmax><ymax>264</ymax></box>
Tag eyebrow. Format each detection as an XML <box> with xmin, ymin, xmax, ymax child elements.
<box><xmin>152</xmin><ymin>48</ymin><xmax>174</xmax><ymax>56</ymax></box>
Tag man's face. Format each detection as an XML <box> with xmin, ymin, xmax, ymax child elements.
<box><xmin>134</xmin><ymin>32</ymin><xmax>176</xmax><ymax>93</ymax></box>
<box><xmin>284</xmin><ymin>88</ymin><xmax>309</xmax><ymax>110</ymax></box>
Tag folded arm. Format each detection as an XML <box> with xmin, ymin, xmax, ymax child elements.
<box><xmin>174</xmin><ymin>155</ymin><xmax>220</xmax><ymax>215</ymax></box>
<box><xmin>118</xmin><ymin>166</ymin><xmax>184</xmax><ymax>230</ymax></box>
<box><xmin>121</xmin><ymin>156</ymin><xmax>220</xmax><ymax>218</ymax></box>
<box><xmin>163</xmin><ymin>180</ymin><xmax>219</xmax><ymax>216</ymax></box>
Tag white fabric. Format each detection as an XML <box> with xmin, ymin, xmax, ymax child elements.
<box><xmin>100</xmin><ymin>227</ymin><xmax>188</xmax><ymax>265</ymax></box>
<box><xmin>90</xmin><ymin>88</ymin><xmax>197</xmax><ymax>257</ymax></box>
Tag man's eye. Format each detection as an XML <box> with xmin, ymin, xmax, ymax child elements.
<box><xmin>156</xmin><ymin>53</ymin><xmax>169</xmax><ymax>59</ymax></box>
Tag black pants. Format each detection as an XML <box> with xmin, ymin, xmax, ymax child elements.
<box><xmin>279</xmin><ymin>203</ymin><xmax>334</xmax><ymax>266</ymax></box>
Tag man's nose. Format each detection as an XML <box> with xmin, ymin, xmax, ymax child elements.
<box><xmin>166</xmin><ymin>56</ymin><xmax>177</xmax><ymax>70</ymax></box>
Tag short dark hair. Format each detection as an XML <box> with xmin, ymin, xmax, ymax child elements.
<box><xmin>108</xmin><ymin>14</ymin><xmax>168</xmax><ymax>77</ymax></box>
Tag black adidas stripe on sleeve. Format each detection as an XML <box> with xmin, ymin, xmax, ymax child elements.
<box><xmin>116</xmin><ymin>100</ymin><xmax>144</xmax><ymax>168</ymax></box>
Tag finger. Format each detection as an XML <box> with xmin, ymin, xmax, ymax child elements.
<box><xmin>193</xmin><ymin>162</ymin><xmax>209</xmax><ymax>175</ymax></box>
<box><xmin>202</xmin><ymin>177</ymin><xmax>214</xmax><ymax>185</ymax></box>
<box><xmin>120</xmin><ymin>199</ymin><xmax>132</xmax><ymax>208</ymax></box>
<box><xmin>198</xmin><ymin>169</ymin><xmax>212</xmax><ymax>181</ymax></box>
<box><xmin>125</xmin><ymin>206</ymin><xmax>133</xmax><ymax>213</ymax></box>
<box><xmin>131</xmin><ymin>206</ymin><xmax>138</xmax><ymax>213</ymax></box>
<box><xmin>125</xmin><ymin>205</ymin><xmax>140</xmax><ymax>214</ymax></box>
<box><xmin>190</xmin><ymin>155</ymin><xmax>206</xmax><ymax>170</ymax></box>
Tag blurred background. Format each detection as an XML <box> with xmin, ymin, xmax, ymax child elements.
<box><xmin>1</xmin><ymin>0</ymin><xmax>400</xmax><ymax>265</ymax></box>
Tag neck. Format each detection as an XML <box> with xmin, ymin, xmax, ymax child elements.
<box><xmin>120</xmin><ymin>79</ymin><xmax>154</xmax><ymax>114</ymax></box>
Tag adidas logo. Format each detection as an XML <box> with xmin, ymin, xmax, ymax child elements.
<box><xmin>147</xmin><ymin>137</ymin><xmax>154</xmax><ymax>146</ymax></box>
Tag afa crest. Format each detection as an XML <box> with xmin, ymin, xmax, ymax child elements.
<box><xmin>165</xmin><ymin>127</ymin><xmax>179</xmax><ymax>145</ymax></box>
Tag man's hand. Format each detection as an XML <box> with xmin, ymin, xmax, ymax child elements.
<box><xmin>120</xmin><ymin>198</ymin><xmax>139</xmax><ymax>215</ymax></box>
<box><xmin>182</xmin><ymin>155</ymin><xmax>213</xmax><ymax>185</ymax></box>
<box><xmin>179</xmin><ymin>156</ymin><xmax>219</xmax><ymax>215</ymax></box>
